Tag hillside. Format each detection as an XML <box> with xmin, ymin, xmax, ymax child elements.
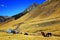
<box><xmin>17</xmin><ymin>0</ymin><xmax>60</xmax><ymax>23</ymax></box>
<box><xmin>0</xmin><ymin>3</ymin><xmax>38</xmax><ymax>25</ymax></box>
<box><xmin>12</xmin><ymin>3</ymin><xmax>38</xmax><ymax>20</ymax></box>
<box><xmin>0</xmin><ymin>0</ymin><xmax>60</xmax><ymax>40</ymax></box>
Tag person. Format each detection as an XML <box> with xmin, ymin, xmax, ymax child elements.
<box><xmin>7</xmin><ymin>29</ymin><xmax>18</xmax><ymax>34</ymax></box>
<box><xmin>7</xmin><ymin>29</ymin><xmax>12</xmax><ymax>33</ymax></box>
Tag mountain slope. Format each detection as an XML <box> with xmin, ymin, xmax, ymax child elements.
<box><xmin>0</xmin><ymin>0</ymin><xmax>60</xmax><ymax>31</ymax></box>
<box><xmin>0</xmin><ymin>0</ymin><xmax>60</xmax><ymax>40</ymax></box>
<box><xmin>16</xmin><ymin>0</ymin><xmax>60</xmax><ymax>23</ymax></box>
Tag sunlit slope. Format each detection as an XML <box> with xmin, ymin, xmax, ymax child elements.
<box><xmin>0</xmin><ymin>0</ymin><xmax>49</xmax><ymax>29</ymax></box>
<box><xmin>16</xmin><ymin>0</ymin><xmax>60</xmax><ymax>23</ymax></box>
<box><xmin>0</xmin><ymin>0</ymin><xmax>60</xmax><ymax>40</ymax></box>
<box><xmin>0</xmin><ymin>33</ymin><xmax>60</xmax><ymax>40</ymax></box>
<box><xmin>19</xmin><ymin>17</ymin><xmax>60</xmax><ymax>33</ymax></box>
<box><xmin>0</xmin><ymin>0</ymin><xmax>60</xmax><ymax>33</ymax></box>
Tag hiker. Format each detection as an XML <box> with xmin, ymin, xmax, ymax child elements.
<box><xmin>7</xmin><ymin>29</ymin><xmax>19</xmax><ymax>34</ymax></box>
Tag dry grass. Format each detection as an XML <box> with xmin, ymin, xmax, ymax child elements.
<box><xmin>0</xmin><ymin>0</ymin><xmax>60</xmax><ymax>40</ymax></box>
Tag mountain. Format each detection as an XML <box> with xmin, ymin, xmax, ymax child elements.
<box><xmin>12</xmin><ymin>3</ymin><xmax>38</xmax><ymax>20</ymax></box>
<box><xmin>0</xmin><ymin>3</ymin><xmax>38</xmax><ymax>24</ymax></box>
<box><xmin>24</xmin><ymin>3</ymin><xmax>38</xmax><ymax>12</ymax></box>
<box><xmin>0</xmin><ymin>0</ymin><xmax>60</xmax><ymax>30</ymax></box>
<box><xmin>0</xmin><ymin>0</ymin><xmax>60</xmax><ymax>40</ymax></box>
<box><xmin>0</xmin><ymin>16</ymin><xmax>9</xmax><ymax>23</ymax></box>
<box><xmin>15</xmin><ymin>0</ymin><xmax>60</xmax><ymax>23</ymax></box>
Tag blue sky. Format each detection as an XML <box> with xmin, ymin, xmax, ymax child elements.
<box><xmin>0</xmin><ymin>0</ymin><xmax>45</xmax><ymax>17</ymax></box>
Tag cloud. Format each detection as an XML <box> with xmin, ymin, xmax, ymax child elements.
<box><xmin>1</xmin><ymin>4</ymin><xmax>5</xmax><ymax>7</ymax></box>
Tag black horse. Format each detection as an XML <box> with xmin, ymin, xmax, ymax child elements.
<box><xmin>41</xmin><ymin>32</ymin><xmax>46</xmax><ymax>37</ymax></box>
<box><xmin>41</xmin><ymin>32</ymin><xmax>52</xmax><ymax>37</ymax></box>
<box><xmin>24</xmin><ymin>33</ymin><xmax>28</xmax><ymax>35</ymax></box>
<box><xmin>46</xmin><ymin>33</ymin><xmax>52</xmax><ymax>37</ymax></box>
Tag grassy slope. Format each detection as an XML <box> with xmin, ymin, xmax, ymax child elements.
<box><xmin>0</xmin><ymin>32</ymin><xmax>60</xmax><ymax>40</ymax></box>
<box><xmin>0</xmin><ymin>0</ymin><xmax>60</xmax><ymax>31</ymax></box>
<box><xmin>0</xmin><ymin>0</ymin><xmax>60</xmax><ymax>40</ymax></box>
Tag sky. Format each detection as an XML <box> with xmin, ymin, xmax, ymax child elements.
<box><xmin>0</xmin><ymin>0</ymin><xmax>45</xmax><ymax>17</ymax></box>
